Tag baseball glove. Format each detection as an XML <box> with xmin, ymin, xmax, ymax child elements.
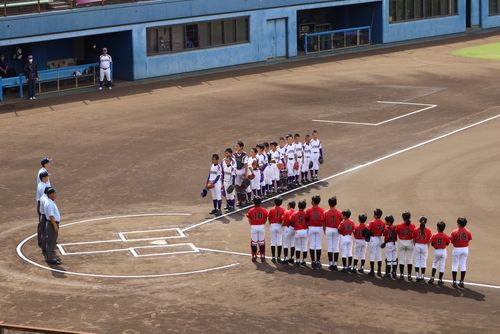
<box><xmin>277</xmin><ymin>162</ymin><xmax>284</xmax><ymax>170</ymax></box>
<box><xmin>293</xmin><ymin>161</ymin><xmax>299</xmax><ymax>170</ymax></box>
<box><xmin>206</xmin><ymin>182</ymin><xmax>215</xmax><ymax>189</ymax></box>
<box><xmin>247</xmin><ymin>173</ymin><xmax>255</xmax><ymax>180</ymax></box>
<box><xmin>200</xmin><ymin>189</ymin><xmax>208</xmax><ymax>198</ymax></box>
<box><xmin>252</xmin><ymin>160</ymin><xmax>258</xmax><ymax>169</ymax></box>
<box><xmin>226</xmin><ymin>185</ymin><xmax>235</xmax><ymax>194</ymax></box>
<box><xmin>380</xmin><ymin>242</ymin><xmax>386</xmax><ymax>249</ymax></box>
<box><xmin>309</xmin><ymin>161</ymin><xmax>314</xmax><ymax>169</ymax></box>
<box><xmin>319</xmin><ymin>156</ymin><xmax>324</xmax><ymax>164</ymax></box>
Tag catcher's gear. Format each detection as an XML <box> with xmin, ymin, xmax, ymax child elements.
<box><xmin>200</xmin><ymin>189</ymin><xmax>208</xmax><ymax>198</ymax></box>
<box><xmin>380</xmin><ymin>242</ymin><xmax>386</xmax><ymax>249</ymax></box>
<box><xmin>293</xmin><ymin>161</ymin><xmax>299</xmax><ymax>170</ymax></box>
<box><xmin>226</xmin><ymin>185</ymin><xmax>235</xmax><ymax>194</ymax></box>
<box><xmin>247</xmin><ymin>173</ymin><xmax>255</xmax><ymax>180</ymax></box>
<box><xmin>309</xmin><ymin>161</ymin><xmax>313</xmax><ymax>169</ymax></box>
<box><xmin>319</xmin><ymin>156</ymin><xmax>324</xmax><ymax>164</ymax></box>
<box><xmin>206</xmin><ymin>182</ymin><xmax>215</xmax><ymax>189</ymax></box>
<box><xmin>241</xmin><ymin>178</ymin><xmax>251</xmax><ymax>189</ymax></box>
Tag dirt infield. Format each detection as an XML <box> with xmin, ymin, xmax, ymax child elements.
<box><xmin>1</xmin><ymin>33</ymin><xmax>500</xmax><ymax>333</ymax></box>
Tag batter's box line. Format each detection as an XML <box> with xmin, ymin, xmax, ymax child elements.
<box><xmin>312</xmin><ymin>101</ymin><xmax>437</xmax><ymax>126</ymax></box>
<box><xmin>57</xmin><ymin>243</ymin><xmax>199</xmax><ymax>257</ymax></box>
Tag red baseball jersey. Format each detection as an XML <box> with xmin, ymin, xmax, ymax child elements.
<box><xmin>338</xmin><ymin>219</ymin><xmax>355</xmax><ymax>236</ymax></box>
<box><xmin>247</xmin><ymin>207</ymin><xmax>268</xmax><ymax>226</ymax></box>
<box><xmin>368</xmin><ymin>219</ymin><xmax>385</xmax><ymax>236</ymax></box>
<box><xmin>324</xmin><ymin>208</ymin><xmax>343</xmax><ymax>228</ymax></box>
<box><xmin>395</xmin><ymin>222</ymin><xmax>416</xmax><ymax>240</ymax></box>
<box><xmin>353</xmin><ymin>223</ymin><xmax>367</xmax><ymax>240</ymax></box>
<box><xmin>430</xmin><ymin>232</ymin><xmax>450</xmax><ymax>249</ymax></box>
<box><xmin>450</xmin><ymin>227</ymin><xmax>472</xmax><ymax>247</ymax></box>
<box><xmin>282</xmin><ymin>209</ymin><xmax>295</xmax><ymax>227</ymax></box>
<box><xmin>291</xmin><ymin>210</ymin><xmax>308</xmax><ymax>230</ymax></box>
<box><xmin>268</xmin><ymin>206</ymin><xmax>285</xmax><ymax>224</ymax></box>
<box><xmin>383</xmin><ymin>225</ymin><xmax>398</xmax><ymax>243</ymax></box>
<box><xmin>412</xmin><ymin>227</ymin><xmax>432</xmax><ymax>244</ymax></box>
<box><xmin>306</xmin><ymin>205</ymin><xmax>325</xmax><ymax>227</ymax></box>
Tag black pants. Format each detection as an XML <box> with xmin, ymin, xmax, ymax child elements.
<box><xmin>36</xmin><ymin>201</ymin><xmax>42</xmax><ymax>247</ymax></box>
<box><xmin>27</xmin><ymin>79</ymin><xmax>36</xmax><ymax>98</ymax></box>
<box><xmin>45</xmin><ymin>222</ymin><xmax>59</xmax><ymax>260</ymax></box>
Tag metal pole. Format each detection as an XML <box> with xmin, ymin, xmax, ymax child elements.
<box><xmin>369</xmin><ymin>27</ymin><xmax>372</xmax><ymax>44</ymax></box>
<box><xmin>57</xmin><ymin>69</ymin><xmax>60</xmax><ymax>91</ymax></box>
<box><xmin>19</xmin><ymin>74</ymin><xmax>23</xmax><ymax>98</ymax></box>
<box><xmin>304</xmin><ymin>34</ymin><xmax>308</xmax><ymax>55</ymax></box>
<box><xmin>4</xmin><ymin>0</ymin><xmax>7</xmax><ymax>17</ymax></box>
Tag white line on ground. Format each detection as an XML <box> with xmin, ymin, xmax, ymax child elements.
<box><xmin>181</xmin><ymin>113</ymin><xmax>500</xmax><ymax>232</ymax></box>
<box><xmin>198</xmin><ymin>247</ymin><xmax>500</xmax><ymax>289</ymax></box>
<box><xmin>312</xmin><ymin>101</ymin><xmax>437</xmax><ymax>126</ymax></box>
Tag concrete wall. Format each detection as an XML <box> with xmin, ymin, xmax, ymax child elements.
<box><xmin>382</xmin><ymin>0</ymin><xmax>467</xmax><ymax>43</ymax></box>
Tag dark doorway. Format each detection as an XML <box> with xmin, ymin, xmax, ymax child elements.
<box><xmin>466</xmin><ymin>0</ymin><xmax>471</xmax><ymax>28</ymax></box>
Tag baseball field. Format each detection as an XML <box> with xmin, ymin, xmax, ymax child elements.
<box><xmin>1</xmin><ymin>32</ymin><xmax>500</xmax><ymax>333</ymax></box>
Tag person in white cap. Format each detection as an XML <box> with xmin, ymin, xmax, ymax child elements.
<box><xmin>99</xmin><ymin>47</ymin><xmax>113</xmax><ymax>90</ymax></box>
<box><xmin>24</xmin><ymin>55</ymin><xmax>39</xmax><ymax>100</ymax></box>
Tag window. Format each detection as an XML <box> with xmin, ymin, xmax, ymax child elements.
<box><xmin>146</xmin><ymin>17</ymin><xmax>250</xmax><ymax>56</ymax></box>
<box><xmin>389</xmin><ymin>0</ymin><xmax>457</xmax><ymax>23</ymax></box>
<box><xmin>490</xmin><ymin>0</ymin><xmax>500</xmax><ymax>15</ymax></box>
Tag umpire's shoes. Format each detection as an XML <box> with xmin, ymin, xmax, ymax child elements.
<box><xmin>428</xmin><ymin>277</ymin><xmax>435</xmax><ymax>284</ymax></box>
<box><xmin>46</xmin><ymin>258</ymin><xmax>60</xmax><ymax>265</ymax></box>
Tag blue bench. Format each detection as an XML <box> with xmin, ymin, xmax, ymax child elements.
<box><xmin>0</xmin><ymin>63</ymin><xmax>104</xmax><ymax>102</ymax></box>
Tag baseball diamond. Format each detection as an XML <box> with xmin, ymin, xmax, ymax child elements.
<box><xmin>1</xmin><ymin>30</ymin><xmax>500</xmax><ymax>333</ymax></box>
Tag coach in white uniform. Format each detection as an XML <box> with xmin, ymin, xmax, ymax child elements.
<box><xmin>99</xmin><ymin>47</ymin><xmax>113</xmax><ymax>90</ymax></box>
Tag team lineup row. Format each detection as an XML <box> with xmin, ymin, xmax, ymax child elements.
<box><xmin>246</xmin><ymin>195</ymin><xmax>473</xmax><ymax>288</ymax></box>
<box><xmin>203</xmin><ymin>131</ymin><xmax>324</xmax><ymax>216</ymax></box>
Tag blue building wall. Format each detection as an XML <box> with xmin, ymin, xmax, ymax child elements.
<box><xmin>382</xmin><ymin>0</ymin><xmax>466</xmax><ymax>43</ymax></box>
<box><xmin>481</xmin><ymin>0</ymin><xmax>500</xmax><ymax>28</ymax></box>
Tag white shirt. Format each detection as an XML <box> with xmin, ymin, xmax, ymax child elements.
<box><xmin>277</xmin><ymin>145</ymin><xmax>286</xmax><ymax>161</ymax></box>
<box><xmin>99</xmin><ymin>54</ymin><xmax>112</xmax><ymax>69</ymax></box>
<box><xmin>222</xmin><ymin>159</ymin><xmax>236</xmax><ymax>183</ymax></box>
<box><xmin>36</xmin><ymin>181</ymin><xmax>50</xmax><ymax>201</ymax></box>
<box><xmin>44</xmin><ymin>198</ymin><xmax>61</xmax><ymax>222</ymax></box>
<box><xmin>294</xmin><ymin>142</ymin><xmax>304</xmax><ymax>158</ymax></box>
<box><xmin>270</xmin><ymin>150</ymin><xmax>280</xmax><ymax>164</ymax></box>
<box><xmin>257</xmin><ymin>153</ymin><xmax>267</xmax><ymax>168</ymax></box>
<box><xmin>303</xmin><ymin>142</ymin><xmax>312</xmax><ymax>158</ymax></box>
<box><xmin>208</xmin><ymin>163</ymin><xmax>222</xmax><ymax>183</ymax></box>
<box><xmin>285</xmin><ymin>144</ymin><xmax>296</xmax><ymax>160</ymax></box>
<box><xmin>37</xmin><ymin>167</ymin><xmax>51</xmax><ymax>186</ymax></box>
<box><xmin>246</xmin><ymin>156</ymin><xmax>256</xmax><ymax>176</ymax></box>
<box><xmin>311</xmin><ymin>138</ymin><xmax>322</xmax><ymax>154</ymax></box>
<box><xmin>39</xmin><ymin>194</ymin><xmax>48</xmax><ymax>215</ymax></box>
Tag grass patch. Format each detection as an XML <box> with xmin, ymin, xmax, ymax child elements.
<box><xmin>452</xmin><ymin>42</ymin><xmax>500</xmax><ymax>61</ymax></box>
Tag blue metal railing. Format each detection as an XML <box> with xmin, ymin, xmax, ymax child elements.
<box><xmin>304</xmin><ymin>26</ymin><xmax>371</xmax><ymax>55</ymax></box>
<box><xmin>0</xmin><ymin>62</ymin><xmax>111</xmax><ymax>101</ymax></box>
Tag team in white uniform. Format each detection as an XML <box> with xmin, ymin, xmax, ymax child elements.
<box><xmin>98</xmin><ymin>47</ymin><xmax>113</xmax><ymax>90</ymax></box>
<box><xmin>205</xmin><ymin>154</ymin><xmax>223</xmax><ymax>216</ymax></box>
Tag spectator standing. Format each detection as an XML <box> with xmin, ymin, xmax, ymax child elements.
<box><xmin>24</xmin><ymin>55</ymin><xmax>39</xmax><ymax>100</ymax></box>
<box><xmin>98</xmin><ymin>47</ymin><xmax>113</xmax><ymax>90</ymax></box>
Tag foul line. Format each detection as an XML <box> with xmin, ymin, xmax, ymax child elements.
<box><xmin>182</xmin><ymin>113</ymin><xmax>500</xmax><ymax>232</ymax></box>
<box><xmin>312</xmin><ymin>101</ymin><xmax>437</xmax><ymax>126</ymax></box>
<box><xmin>199</xmin><ymin>247</ymin><xmax>500</xmax><ymax>290</ymax></box>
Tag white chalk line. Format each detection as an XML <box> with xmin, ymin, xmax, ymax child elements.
<box><xmin>198</xmin><ymin>247</ymin><xmax>500</xmax><ymax>290</ymax></box>
<box><xmin>16</xmin><ymin>213</ymin><xmax>242</xmax><ymax>278</ymax></box>
<box><xmin>312</xmin><ymin>101</ymin><xmax>437</xmax><ymax>126</ymax></box>
<box><xmin>58</xmin><ymin>243</ymin><xmax>199</xmax><ymax>257</ymax></box>
<box><xmin>182</xmin><ymin>113</ymin><xmax>500</xmax><ymax>233</ymax></box>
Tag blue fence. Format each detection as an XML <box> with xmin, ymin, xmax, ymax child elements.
<box><xmin>304</xmin><ymin>26</ymin><xmax>372</xmax><ymax>55</ymax></box>
<box><xmin>0</xmin><ymin>62</ymin><xmax>106</xmax><ymax>102</ymax></box>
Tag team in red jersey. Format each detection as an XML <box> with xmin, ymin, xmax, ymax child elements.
<box><xmin>324</xmin><ymin>196</ymin><xmax>343</xmax><ymax>270</ymax></box>
<box><xmin>244</xmin><ymin>194</ymin><xmax>472</xmax><ymax>288</ymax></box>
<box><xmin>450</xmin><ymin>217</ymin><xmax>473</xmax><ymax>288</ymax></box>
<box><xmin>305</xmin><ymin>196</ymin><xmax>325</xmax><ymax>268</ymax></box>
<box><xmin>338</xmin><ymin>210</ymin><xmax>355</xmax><ymax>272</ymax></box>
<box><xmin>268</xmin><ymin>197</ymin><xmax>285</xmax><ymax>262</ymax></box>
<box><xmin>246</xmin><ymin>197</ymin><xmax>268</xmax><ymax>261</ymax></box>
<box><xmin>412</xmin><ymin>216</ymin><xmax>432</xmax><ymax>282</ymax></box>
<box><xmin>428</xmin><ymin>221</ymin><xmax>450</xmax><ymax>285</ymax></box>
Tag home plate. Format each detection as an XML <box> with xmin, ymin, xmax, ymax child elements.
<box><xmin>150</xmin><ymin>240</ymin><xmax>168</xmax><ymax>245</ymax></box>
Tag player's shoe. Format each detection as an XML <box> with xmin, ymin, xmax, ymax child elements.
<box><xmin>328</xmin><ymin>265</ymin><xmax>335</xmax><ymax>271</ymax></box>
<box><xmin>399</xmin><ymin>274</ymin><xmax>404</xmax><ymax>280</ymax></box>
<box><xmin>46</xmin><ymin>258</ymin><xmax>59</xmax><ymax>265</ymax></box>
<box><xmin>294</xmin><ymin>260</ymin><xmax>300</xmax><ymax>266</ymax></box>
<box><xmin>452</xmin><ymin>281</ymin><xmax>458</xmax><ymax>288</ymax></box>
<box><xmin>251</xmin><ymin>255</ymin><xmax>257</xmax><ymax>262</ymax></box>
<box><xmin>300</xmin><ymin>260</ymin><xmax>307</xmax><ymax>266</ymax></box>
<box><xmin>368</xmin><ymin>271</ymin><xmax>375</xmax><ymax>277</ymax></box>
<box><xmin>260</xmin><ymin>256</ymin><xmax>266</xmax><ymax>263</ymax></box>
<box><xmin>358</xmin><ymin>267</ymin><xmax>364</xmax><ymax>273</ymax></box>
<box><xmin>341</xmin><ymin>268</ymin><xmax>348</xmax><ymax>273</ymax></box>
<box><xmin>392</xmin><ymin>271</ymin><xmax>397</xmax><ymax>279</ymax></box>
<box><xmin>428</xmin><ymin>277</ymin><xmax>435</xmax><ymax>284</ymax></box>
<box><xmin>437</xmin><ymin>279</ymin><xmax>444</xmax><ymax>286</ymax></box>
<box><xmin>458</xmin><ymin>281</ymin><xmax>465</xmax><ymax>288</ymax></box>
<box><xmin>288</xmin><ymin>258</ymin><xmax>295</xmax><ymax>264</ymax></box>
<box><xmin>384</xmin><ymin>273</ymin><xmax>391</xmax><ymax>278</ymax></box>
<box><xmin>351</xmin><ymin>267</ymin><xmax>357</xmax><ymax>273</ymax></box>
<box><xmin>377</xmin><ymin>271</ymin><xmax>382</xmax><ymax>277</ymax></box>
<box><xmin>271</xmin><ymin>257</ymin><xmax>276</xmax><ymax>263</ymax></box>
<box><xmin>209</xmin><ymin>209</ymin><xmax>218</xmax><ymax>215</ymax></box>
<box><xmin>214</xmin><ymin>210</ymin><xmax>222</xmax><ymax>217</ymax></box>
<box><xmin>276</xmin><ymin>257</ymin><xmax>282</xmax><ymax>264</ymax></box>
<box><xmin>407</xmin><ymin>275</ymin><xmax>413</xmax><ymax>282</ymax></box>
<box><xmin>99</xmin><ymin>86</ymin><xmax>103</xmax><ymax>90</ymax></box>
<box><xmin>108</xmin><ymin>86</ymin><xmax>112</xmax><ymax>90</ymax></box>
<box><xmin>316</xmin><ymin>262</ymin><xmax>322</xmax><ymax>269</ymax></box>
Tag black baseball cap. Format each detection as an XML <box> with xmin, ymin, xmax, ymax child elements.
<box><xmin>39</xmin><ymin>171</ymin><xmax>49</xmax><ymax>180</ymax></box>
